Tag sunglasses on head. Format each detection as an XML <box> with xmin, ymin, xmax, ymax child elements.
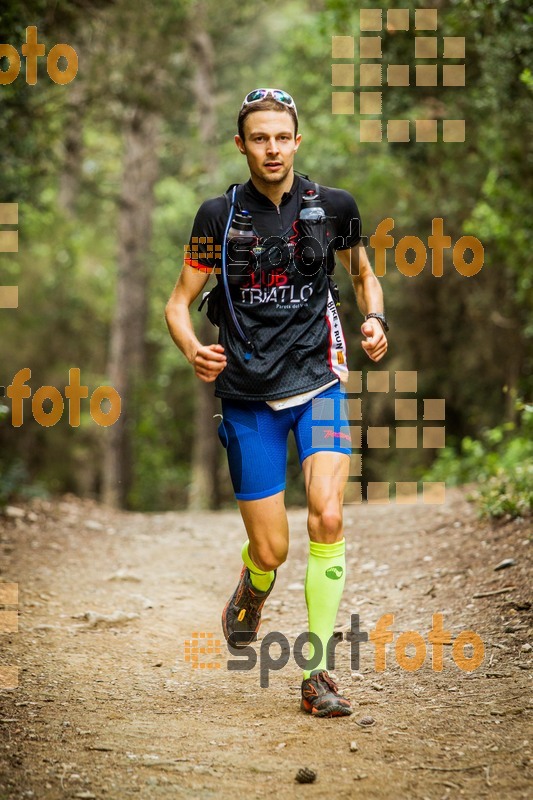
<box><xmin>241</xmin><ymin>88</ymin><xmax>298</xmax><ymax>116</ymax></box>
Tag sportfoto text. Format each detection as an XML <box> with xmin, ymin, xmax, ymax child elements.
<box><xmin>226</xmin><ymin>613</ymin><xmax>484</xmax><ymax>687</ymax></box>
<box><xmin>201</xmin><ymin>216</ymin><xmax>483</xmax><ymax>278</ymax></box>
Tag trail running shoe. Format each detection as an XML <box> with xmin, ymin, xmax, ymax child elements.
<box><xmin>221</xmin><ymin>565</ymin><xmax>276</xmax><ymax>648</ymax></box>
<box><xmin>301</xmin><ymin>669</ymin><xmax>352</xmax><ymax>717</ymax></box>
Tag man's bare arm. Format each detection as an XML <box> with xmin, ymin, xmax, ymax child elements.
<box><xmin>165</xmin><ymin>264</ymin><xmax>227</xmax><ymax>382</ymax></box>
<box><xmin>337</xmin><ymin>242</ymin><xmax>384</xmax><ymax>316</ymax></box>
<box><xmin>336</xmin><ymin>243</ymin><xmax>388</xmax><ymax>363</ymax></box>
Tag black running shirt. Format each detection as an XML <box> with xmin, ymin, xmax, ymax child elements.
<box><xmin>185</xmin><ymin>175</ymin><xmax>361</xmax><ymax>401</ymax></box>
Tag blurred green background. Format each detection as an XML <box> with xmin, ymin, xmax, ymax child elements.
<box><xmin>0</xmin><ymin>0</ymin><xmax>531</xmax><ymax>517</ymax></box>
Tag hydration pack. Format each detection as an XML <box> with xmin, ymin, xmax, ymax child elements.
<box><xmin>199</xmin><ymin>176</ymin><xmax>339</xmax><ymax>354</ymax></box>
<box><xmin>224</xmin><ymin>176</ymin><xmax>331</xmax><ymax>280</ymax></box>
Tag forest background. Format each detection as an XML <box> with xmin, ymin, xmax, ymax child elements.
<box><xmin>0</xmin><ymin>0</ymin><xmax>531</xmax><ymax>516</ymax></box>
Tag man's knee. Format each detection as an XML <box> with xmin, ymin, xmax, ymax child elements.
<box><xmin>250</xmin><ymin>543</ymin><xmax>288</xmax><ymax>572</ymax></box>
<box><xmin>308</xmin><ymin>507</ymin><xmax>344</xmax><ymax>542</ymax></box>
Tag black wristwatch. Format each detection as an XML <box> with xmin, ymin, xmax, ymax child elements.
<box><xmin>365</xmin><ymin>312</ymin><xmax>389</xmax><ymax>332</ymax></box>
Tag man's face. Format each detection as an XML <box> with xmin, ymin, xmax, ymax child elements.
<box><xmin>235</xmin><ymin>110</ymin><xmax>302</xmax><ymax>187</ymax></box>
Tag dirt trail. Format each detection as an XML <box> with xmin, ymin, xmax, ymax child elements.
<box><xmin>0</xmin><ymin>489</ymin><xmax>531</xmax><ymax>799</ymax></box>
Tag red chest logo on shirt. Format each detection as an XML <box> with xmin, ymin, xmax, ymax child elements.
<box><xmin>241</xmin><ymin>267</ymin><xmax>289</xmax><ymax>289</ymax></box>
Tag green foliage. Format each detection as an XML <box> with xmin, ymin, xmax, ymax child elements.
<box><xmin>1</xmin><ymin>0</ymin><xmax>531</xmax><ymax>509</ymax></box>
<box><xmin>424</xmin><ymin>402</ymin><xmax>533</xmax><ymax>519</ymax></box>
<box><xmin>475</xmin><ymin>464</ymin><xmax>532</xmax><ymax>521</ymax></box>
<box><xmin>0</xmin><ymin>0</ymin><xmax>115</xmax><ymax>202</ymax></box>
<box><xmin>0</xmin><ymin>460</ymin><xmax>28</xmax><ymax>508</ymax></box>
<box><xmin>127</xmin><ymin>372</ymin><xmax>195</xmax><ymax>511</ymax></box>
<box><xmin>0</xmin><ymin>457</ymin><xmax>48</xmax><ymax>508</ymax></box>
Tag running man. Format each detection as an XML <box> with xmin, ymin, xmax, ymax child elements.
<box><xmin>165</xmin><ymin>88</ymin><xmax>388</xmax><ymax>717</ymax></box>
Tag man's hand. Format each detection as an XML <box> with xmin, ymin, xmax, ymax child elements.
<box><xmin>361</xmin><ymin>319</ymin><xmax>388</xmax><ymax>362</ymax></box>
<box><xmin>338</xmin><ymin>244</ymin><xmax>388</xmax><ymax>363</ymax></box>
<box><xmin>191</xmin><ymin>343</ymin><xmax>227</xmax><ymax>382</ymax></box>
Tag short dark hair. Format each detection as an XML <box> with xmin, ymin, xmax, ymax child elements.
<box><xmin>237</xmin><ymin>98</ymin><xmax>299</xmax><ymax>141</ymax></box>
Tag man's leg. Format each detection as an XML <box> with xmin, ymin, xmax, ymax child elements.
<box><xmin>218</xmin><ymin>400</ymin><xmax>293</xmax><ymax>647</ymax></box>
<box><xmin>291</xmin><ymin>381</ymin><xmax>352</xmax><ymax>713</ymax></box>
<box><xmin>221</xmin><ymin>492</ymin><xmax>289</xmax><ymax>647</ymax></box>
<box><xmin>238</xmin><ymin>490</ymin><xmax>289</xmax><ymax>586</ymax></box>
<box><xmin>302</xmin><ymin>450</ymin><xmax>350</xmax><ymax>676</ymax></box>
<box><xmin>298</xmin><ymin>449</ymin><xmax>352</xmax><ymax>716</ymax></box>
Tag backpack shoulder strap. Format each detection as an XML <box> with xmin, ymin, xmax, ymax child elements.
<box><xmin>296</xmin><ymin>175</ymin><xmax>322</xmax><ymax>202</ymax></box>
<box><xmin>225</xmin><ymin>183</ymin><xmax>244</xmax><ymax>212</ymax></box>
<box><xmin>296</xmin><ymin>176</ymin><xmax>335</xmax><ymax>274</ymax></box>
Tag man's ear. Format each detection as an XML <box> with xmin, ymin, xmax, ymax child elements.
<box><xmin>294</xmin><ymin>133</ymin><xmax>302</xmax><ymax>152</ymax></box>
<box><xmin>234</xmin><ymin>134</ymin><xmax>246</xmax><ymax>155</ymax></box>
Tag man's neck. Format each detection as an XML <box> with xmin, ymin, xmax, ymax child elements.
<box><xmin>249</xmin><ymin>169</ymin><xmax>295</xmax><ymax>207</ymax></box>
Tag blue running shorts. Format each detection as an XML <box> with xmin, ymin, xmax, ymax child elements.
<box><xmin>217</xmin><ymin>381</ymin><xmax>352</xmax><ymax>501</ymax></box>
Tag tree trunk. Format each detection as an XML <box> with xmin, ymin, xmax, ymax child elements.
<box><xmin>58</xmin><ymin>77</ymin><xmax>85</xmax><ymax>216</ymax></box>
<box><xmin>187</xmin><ymin>8</ymin><xmax>221</xmax><ymax>510</ymax></box>
<box><xmin>102</xmin><ymin>107</ymin><xmax>161</xmax><ymax>508</ymax></box>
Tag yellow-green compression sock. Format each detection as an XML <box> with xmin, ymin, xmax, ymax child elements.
<box><xmin>241</xmin><ymin>541</ymin><xmax>275</xmax><ymax>593</ymax></box>
<box><xmin>303</xmin><ymin>538</ymin><xmax>346</xmax><ymax>680</ymax></box>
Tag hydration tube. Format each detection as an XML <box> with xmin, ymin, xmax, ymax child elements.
<box><xmin>222</xmin><ymin>186</ymin><xmax>253</xmax><ymax>359</ymax></box>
